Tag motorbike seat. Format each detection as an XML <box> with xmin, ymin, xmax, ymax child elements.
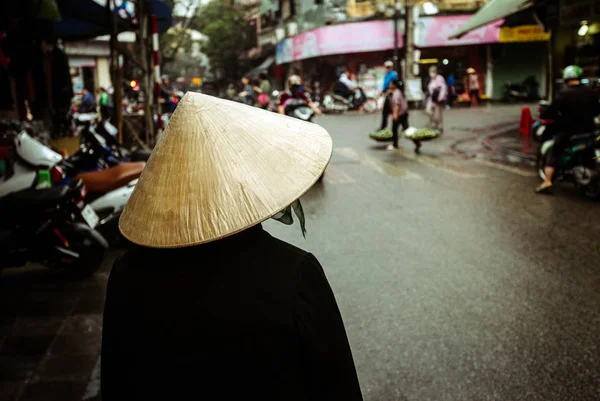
<box><xmin>75</xmin><ymin>162</ymin><xmax>144</xmax><ymax>194</ymax></box>
<box><xmin>569</xmin><ymin>133</ymin><xmax>596</xmax><ymax>142</ymax></box>
<box><xmin>331</xmin><ymin>94</ymin><xmax>349</xmax><ymax>102</ymax></box>
<box><xmin>1</xmin><ymin>186</ymin><xmax>69</xmax><ymax>212</ymax></box>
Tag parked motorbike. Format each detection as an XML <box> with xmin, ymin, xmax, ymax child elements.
<box><xmin>503</xmin><ymin>76</ymin><xmax>540</xmax><ymax>103</ymax></box>
<box><xmin>0</xmin><ymin>124</ymin><xmax>144</xmax><ymax>244</ymax></box>
<box><xmin>73</xmin><ymin>114</ymin><xmax>151</xmax><ymax>167</ymax></box>
<box><xmin>0</xmin><ymin>179</ymin><xmax>108</xmax><ymax>277</ymax></box>
<box><xmin>534</xmin><ymin>119</ymin><xmax>600</xmax><ymax>199</ymax></box>
<box><xmin>73</xmin><ymin>163</ymin><xmax>144</xmax><ymax>244</ymax></box>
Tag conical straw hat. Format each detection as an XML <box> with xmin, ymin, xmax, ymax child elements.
<box><xmin>119</xmin><ymin>92</ymin><xmax>332</xmax><ymax>248</ymax></box>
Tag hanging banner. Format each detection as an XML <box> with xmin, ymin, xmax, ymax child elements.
<box><xmin>499</xmin><ymin>25</ymin><xmax>551</xmax><ymax>42</ymax></box>
<box><xmin>417</xmin><ymin>15</ymin><xmax>504</xmax><ymax>47</ymax></box>
<box><xmin>276</xmin><ymin>20</ymin><xmax>404</xmax><ymax>64</ymax></box>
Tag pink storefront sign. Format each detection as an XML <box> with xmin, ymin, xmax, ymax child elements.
<box><xmin>276</xmin><ymin>20</ymin><xmax>404</xmax><ymax>64</ymax></box>
<box><xmin>416</xmin><ymin>15</ymin><xmax>504</xmax><ymax>47</ymax></box>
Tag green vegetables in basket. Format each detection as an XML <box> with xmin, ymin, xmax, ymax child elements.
<box><xmin>403</xmin><ymin>127</ymin><xmax>440</xmax><ymax>140</ymax></box>
<box><xmin>369</xmin><ymin>128</ymin><xmax>393</xmax><ymax>140</ymax></box>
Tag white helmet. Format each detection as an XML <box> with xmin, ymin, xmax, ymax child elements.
<box><xmin>288</xmin><ymin>75</ymin><xmax>302</xmax><ymax>86</ymax></box>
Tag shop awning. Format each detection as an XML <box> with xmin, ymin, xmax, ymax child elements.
<box><xmin>1</xmin><ymin>0</ymin><xmax>172</xmax><ymax>41</ymax></box>
<box><xmin>246</xmin><ymin>56</ymin><xmax>275</xmax><ymax>78</ymax></box>
<box><xmin>449</xmin><ymin>0</ymin><xmax>534</xmax><ymax>39</ymax></box>
<box><xmin>149</xmin><ymin>0</ymin><xmax>173</xmax><ymax>35</ymax></box>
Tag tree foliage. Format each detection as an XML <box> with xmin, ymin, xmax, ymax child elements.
<box><xmin>195</xmin><ymin>0</ymin><xmax>256</xmax><ymax>81</ymax></box>
<box><xmin>159</xmin><ymin>0</ymin><xmax>202</xmax><ymax>68</ymax></box>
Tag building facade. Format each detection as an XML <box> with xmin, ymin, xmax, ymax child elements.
<box><xmin>257</xmin><ymin>0</ymin><xmax>552</xmax><ymax>101</ymax></box>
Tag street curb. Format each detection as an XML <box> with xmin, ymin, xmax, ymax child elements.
<box><xmin>481</xmin><ymin>129</ymin><xmax>538</xmax><ymax>162</ymax></box>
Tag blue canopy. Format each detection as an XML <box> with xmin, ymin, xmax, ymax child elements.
<box><xmin>1</xmin><ymin>0</ymin><xmax>172</xmax><ymax>41</ymax></box>
<box><xmin>56</xmin><ymin>0</ymin><xmax>172</xmax><ymax>41</ymax></box>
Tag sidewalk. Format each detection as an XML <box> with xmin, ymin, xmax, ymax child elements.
<box><xmin>481</xmin><ymin>130</ymin><xmax>539</xmax><ymax>162</ymax></box>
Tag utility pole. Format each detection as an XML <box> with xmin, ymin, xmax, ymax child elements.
<box><xmin>139</xmin><ymin>0</ymin><xmax>155</xmax><ymax>147</ymax></box>
<box><xmin>393</xmin><ymin>8</ymin><xmax>399</xmax><ymax>73</ymax></box>
<box><xmin>403</xmin><ymin>0</ymin><xmax>415</xmax><ymax>87</ymax></box>
<box><xmin>108</xmin><ymin>0</ymin><xmax>124</xmax><ymax>144</ymax></box>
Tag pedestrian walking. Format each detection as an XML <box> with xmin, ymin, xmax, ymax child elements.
<box><xmin>426</xmin><ymin>66</ymin><xmax>447</xmax><ymax>132</ymax></box>
<box><xmin>378</xmin><ymin>60</ymin><xmax>398</xmax><ymax>131</ymax></box>
<box><xmin>387</xmin><ymin>79</ymin><xmax>411</xmax><ymax>151</ymax></box>
<box><xmin>465</xmin><ymin>67</ymin><xmax>481</xmax><ymax>107</ymax></box>
<box><xmin>446</xmin><ymin>73</ymin><xmax>456</xmax><ymax>109</ymax></box>
<box><xmin>101</xmin><ymin>92</ymin><xmax>363</xmax><ymax>401</ymax></box>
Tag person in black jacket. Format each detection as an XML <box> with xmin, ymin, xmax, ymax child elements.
<box><xmin>101</xmin><ymin>92</ymin><xmax>363</xmax><ymax>401</ymax></box>
<box><xmin>536</xmin><ymin>65</ymin><xmax>600</xmax><ymax>194</ymax></box>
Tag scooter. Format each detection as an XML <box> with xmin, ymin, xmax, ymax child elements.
<box><xmin>73</xmin><ymin>114</ymin><xmax>151</xmax><ymax>167</ymax></box>
<box><xmin>0</xmin><ymin>125</ymin><xmax>143</xmax><ymax>243</ymax></box>
<box><xmin>534</xmin><ymin>120</ymin><xmax>600</xmax><ymax>199</ymax></box>
<box><xmin>284</xmin><ymin>98</ymin><xmax>316</xmax><ymax>122</ymax></box>
<box><xmin>72</xmin><ymin>163</ymin><xmax>144</xmax><ymax>244</ymax></box>
<box><xmin>283</xmin><ymin>100</ymin><xmax>324</xmax><ymax>182</ymax></box>
<box><xmin>321</xmin><ymin>87</ymin><xmax>377</xmax><ymax>114</ymax></box>
<box><xmin>0</xmin><ymin>179</ymin><xmax>108</xmax><ymax>277</ymax></box>
<box><xmin>503</xmin><ymin>76</ymin><xmax>540</xmax><ymax>103</ymax></box>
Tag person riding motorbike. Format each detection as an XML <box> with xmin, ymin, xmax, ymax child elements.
<box><xmin>278</xmin><ymin>75</ymin><xmax>322</xmax><ymax>116</ymax></box>
<box><xmin>536</xmin><ymin>65</ymin><xmax>600</xmax><ymax>194</ymax></box>
<box><xmin>333</xmin><ymin>66</ymin><xmax>366</xmax><ymax>110</ymax></box>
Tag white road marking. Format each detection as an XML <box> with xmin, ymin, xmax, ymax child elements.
<box><xmin>392</xmin><ymin>147</ymin><xmax>485</xmax><ymax>178</ymax></box>
<box><xmin>473</xmin><ymin>158</ymin><xmax>538</xmax><ymax>177</ymax></box>
<box><xmin>323</xmin><ymin>164</ymin><xmax>356</xmax><ymax>184</ymax></box>
<box><xmin>335</xmin><ymin>147</ymin><xmax>422</xmax><ymax>179</ymax></box>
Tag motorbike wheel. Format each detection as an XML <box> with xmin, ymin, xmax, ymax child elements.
<box><xmin>581</xmin><ymin>184</ymin><xmax>600</xmax><ymax>200</ymax></box>
<box><xmin>60</xmin><ymin>223</ymin><xmax>108</xmax><ymax>277</ymax></box>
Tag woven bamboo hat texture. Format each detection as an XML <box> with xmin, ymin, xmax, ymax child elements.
<box><xmin>119</xmin><ymin>92</ymin><xmax>332</xmax><ymax>248</ymax></box>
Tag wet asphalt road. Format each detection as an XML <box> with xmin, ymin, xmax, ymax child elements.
<box><xmin>1</xmin><ymin>105</ymin><xmax>599</xmax><ymax>401</ymax></box>
<box><xmin>264</xmin><ymin>106</ymin><xmax>600</xmax><ymax>401</ymax></box>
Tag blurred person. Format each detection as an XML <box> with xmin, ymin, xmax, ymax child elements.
<box><xmin>388</xmin><ymin>79</ymin><xmax>412</xmax><ymax>151</ymax></box>
<box><xmin>96</xmin><ymin>87</ymin><xmax>111</xmax><ymax>121</ymax></box>
<box><xmin>334</xmin><ymin>66</ymin><xmax>365</xmax><ymax>110</ymax></box>
<box><xmin>257</xmin><ymin>72</ymin><xmax>272</xmax><ymax>95</ymax></box>
<box><xmin>101</xmin><ymin>92</ymin><xmax>363</xmax><ymax>401</ymax></box>
<box><xmin>446</xmin><ymin>73</ymin><xmax>456</xmax><ymax>109</ymax></box>
<box><xmin>239</xmin><ymin>76</ymin><xmax>255</xmax><ymax>105</ymax></box>
<box><xmin>80</xmin><ymin>88</ymin><xmax>96</xmax><ymax>113</ymax></box>
<box><xmin>378</xmin><ymin>60</ymin><xmax>398</xmax><ymax>131</ymax></box>
<box><xmin>160</xmin><ymin>75</ymin><xmax>176</xmax><ymax>113</ymax></box>
<box><xmin>278</xmin><ymin>75</ymin><xmax>322</xmax><ymax>116</ymax></box>
<box><xmin>536</xmin><ymin>65</ymin><xmax>600</xmax><ymax>194</ymax></box>
<box><xmin>426</xmin><ymin>66</ymin><xmax>447</xmax><ymax>132</ymax></box>
<box><xmin>254</xmin><ymin>72</ymin><xmax>272</xmax><ymax>108</ymax></box>
<box><xmin>465</xmin><ymin>68</ymin><xmax>480</xmax><ymax>107</ymax></box>
<box><xmin>225</xmin><ymin>83</ymin><xmax>237</xmax><ymax>100</ymax></box>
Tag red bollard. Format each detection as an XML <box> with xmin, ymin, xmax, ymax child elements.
<box><xmin>519</xmin><ymin>106</ymin><xmax>533</xmax><ymax>138</ymax></box>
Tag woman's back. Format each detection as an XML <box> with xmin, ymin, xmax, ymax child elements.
<box><xmin>101</xmin><ymin>225</ymin><xmax>362</xmax><ymax>401</ymax></box>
